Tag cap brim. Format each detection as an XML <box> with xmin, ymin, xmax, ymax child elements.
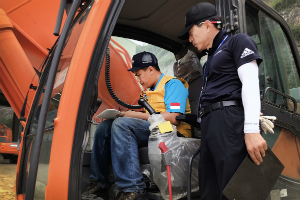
<box><xmin>178</xmin><ymin>23</ymin><xmax>193</xmax><ymax>40</ymax></box>
<box><xmin>127</xmin><ymin>66</ymin><xmax>142</xmax><ymax>71</ymax></box>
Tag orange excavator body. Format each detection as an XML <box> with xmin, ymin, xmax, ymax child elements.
<box><xmin>0</xmin><ymin>0</ymin><xmax>66</xmax><ymax>120</ymax></box>
<box><xmin>0</xmin><ymin>1</ymin><xmax>142</xmax><ymax>199</ymax></box>
<box><xmin>0</xmin><ymin>0</ymin><xmax>62</xmax><ymax>162</ymax></box>
<box><xmin>1</xmin><ymin>0</ymin><xmax>300</xmax><ymax>200</ymax></box>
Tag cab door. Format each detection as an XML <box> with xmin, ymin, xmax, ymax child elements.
<box><xmin>227</xmin><ymin>0</ymin><xmax>300</xmax><ymax>199</ymax></box>
<box><xmin>16</xmin><ymin>0</ymin><xmax>124</xmax><ymax>200</ymax></box>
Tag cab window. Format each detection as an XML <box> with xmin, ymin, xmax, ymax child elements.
<box><xmin>246</xmin><ymin>4</ymin><xmax>300</xmax><ymax>115</ymax></box>
<box><xmin>91</xmin><ymin>36</ymin><xmax>177</xmax><ymax>125</ymax></box>
<box><xmin>111</xmin><ymin>36</ymin><xmax>176</xmax><ymax>76</ymax></box>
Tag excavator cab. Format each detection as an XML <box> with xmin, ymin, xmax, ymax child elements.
<box><xmin>1</xmin><ymin>0</ymin><xmax>300</xmax><ymax>200</ymax></box>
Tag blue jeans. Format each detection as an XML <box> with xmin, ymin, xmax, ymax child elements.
<box><xmin>90</xmin><ymin>117</ymin><xmax>151</xmax><ymax>193</ymax></box>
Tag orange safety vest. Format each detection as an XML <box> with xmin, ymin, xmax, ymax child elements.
<box><xmin>141</xmin><ymin>75</ymin><xmax>191</xmax><ymax>137</ymax></box>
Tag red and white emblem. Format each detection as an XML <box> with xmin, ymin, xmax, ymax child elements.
<box><xmin>170</xmin><ymin>103</ymin><xmax>180</xmax><ymax>109</ymax></box>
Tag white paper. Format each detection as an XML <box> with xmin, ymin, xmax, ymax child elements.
<box><xmin>96</xmin><ymin>109</ymin><xmax>121</xmax><ymax>119</ymax></box>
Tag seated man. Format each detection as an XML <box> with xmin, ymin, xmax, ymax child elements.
<box><xmin>84</xmin><ymin>51</ymin><xmax>191</xmax><ymax>200</ymax></box>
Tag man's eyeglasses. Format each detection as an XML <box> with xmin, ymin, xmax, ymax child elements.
<box><xmin>197</xmin><ymin>22</ymin><xmax>205</xmax><ymax>27</ymax></box>
<box><xmin>197</xmin><ymin>21</ymin><xmax>222</xmax><ymax>27</ymax></box>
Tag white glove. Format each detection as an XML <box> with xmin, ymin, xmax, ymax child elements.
<box><xmin>260</xmin><ymin>113</ymin><xmax>276</xmax><ymax>134</ymax></box>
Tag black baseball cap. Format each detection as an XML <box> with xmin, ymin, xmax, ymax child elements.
<box><xmin>178</xmin><ymin>2</ymin><xmax>217</xmax><ymax>40</ymax></box>
<box><xmin>128</xmin><ymin>51</ymin><xmax>158</xmax><ymax>71</ymax></box>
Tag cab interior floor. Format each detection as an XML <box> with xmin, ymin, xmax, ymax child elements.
<box><xmin>81</xmin><ymin>151</ymin><xmax>201</xmax><ymax>200</ymax></box>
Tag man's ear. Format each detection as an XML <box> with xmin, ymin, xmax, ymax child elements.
<box><xmin>205</xmin><ymin>20</ymin><xmax>211</xmax><ymax>33</ymax></box>
<box><xmin>149</xmin><ymin>66</ymin><xmax>154</xmax><ymax>74</ymax></box>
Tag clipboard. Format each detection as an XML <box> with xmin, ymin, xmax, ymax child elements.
<box><xmin>96</xmin><ymin>109</ymin><xmax>121</xmax><ymax>119</ymax></box>
<box><xmin>223</xmin><ymin>148</ymin><xmax>284</xmax><ymax>200</ymax></box>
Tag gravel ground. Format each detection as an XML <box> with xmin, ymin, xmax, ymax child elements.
<box><xmin>0</xmin><ymin>163</ymin><xmax>17</xmax><ymax>200</ymax></box>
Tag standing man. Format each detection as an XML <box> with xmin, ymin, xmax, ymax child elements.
<box><xmin>178</xmin><ymin>2</ymin><xmax>267</xmax><ymax>200</ymax></box>
<box><xmin>83</xmin><ymin>51</ymin><xmax>191</xmax><ymax>200</ymax></box>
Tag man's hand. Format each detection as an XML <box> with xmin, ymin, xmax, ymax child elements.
<box><xmin>244</xmin><ymin>133</ymin><xmax>268</xmax><ymax>165</ymax></box>
<box><xmin>117</xmin><ymin>111</ymin><xmax>181</xmax><ymax>125</ymax></box>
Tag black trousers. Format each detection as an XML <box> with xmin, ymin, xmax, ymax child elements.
<box><xmin>199</xmin><ymin>106</ymin><xmax>247</xmax><ymax>200</ymax></box>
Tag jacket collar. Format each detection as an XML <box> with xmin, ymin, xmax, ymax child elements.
<box><xmin>207</xmin><ymin>29</ymin><xmax>228</xmax><ymax>55</ymax></box>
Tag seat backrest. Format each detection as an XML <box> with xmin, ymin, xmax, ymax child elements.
<box><xmin>187</xmin><ymin>77</ymin><xmax>202</xmax><ymax>138</ymax></box>
<box><xmin>173</xmin><ymin>50</ymin><xmax>203</xmax><ymax>115</ymax></box>
<box><xmin>188</xmin><ymin>77</ymin><xmax>203</xmax><ymax>115</ymax></box>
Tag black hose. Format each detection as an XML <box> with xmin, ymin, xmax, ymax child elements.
<box><xmin>138</xmin><ymin>98</ymin><xmax>157</xmax><ymax>115</ymax></box>
<box><xmin>105</xmin><ymin>47</ymin><xmax>142</xmax><ymax>109</ymax></box>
